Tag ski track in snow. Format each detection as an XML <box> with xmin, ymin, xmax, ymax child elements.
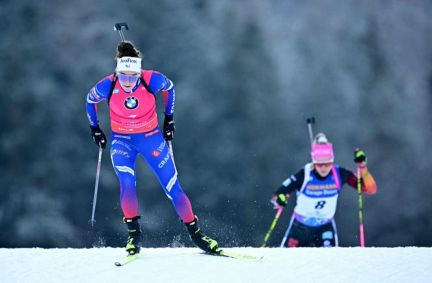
<box><xmin>0</xmin><ymin>247</ymin><xmax>431</xmax><ymax>283</ymax></box>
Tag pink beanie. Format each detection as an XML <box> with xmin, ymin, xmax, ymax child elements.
<box><xmin>311</xmin><ymin>144</ymin><xmax>334</xmax><ymax>163</ymax></box>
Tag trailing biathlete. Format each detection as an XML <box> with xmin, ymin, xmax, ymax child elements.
<box><xmin>271</xmin><ymin>133</ymin><xmax>377</xmax><ymax>247</ymax></box>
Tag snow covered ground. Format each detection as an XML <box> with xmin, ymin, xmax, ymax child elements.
<box><xmin>1</xmin><ymin>247</ymin><xmax>431</xmax><ymax>283</ymax></box>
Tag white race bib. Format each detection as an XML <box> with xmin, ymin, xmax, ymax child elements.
<box><xmin>293</xmin><ymin>164</ymin><xmax>340</xmax><ymax>226</ymax></box>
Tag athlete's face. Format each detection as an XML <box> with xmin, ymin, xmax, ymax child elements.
<box><xmin>314</xmin><ymin>162</ymin><xmax>333</xmax><ymax>177</ymax></box>
<box><xmin>118</xmin><ymin>71</ymin><xmax>140</xmax><ymax>92</ymax></box>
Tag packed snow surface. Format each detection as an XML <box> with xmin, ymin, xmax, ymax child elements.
<box><xmin>1</xmin><ymin>247</ymin><xmax>431</xmax><ymax>283</ymax></box>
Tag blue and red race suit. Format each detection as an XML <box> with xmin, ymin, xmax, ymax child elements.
<box><xmin>86</xmin><ymin>70</ymin><xmax>194</xmax><ymax>222</ymax></box>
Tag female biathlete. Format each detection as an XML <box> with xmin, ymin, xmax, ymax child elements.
<box><xmin>271</xmin><ymin>133</ymin><xmax>377</xmax><ymax>247</ymax></box>
<box><xmin>86</xmin><ymin>41</ymin><xmax>218</xmax><ymax>255</ymax></box>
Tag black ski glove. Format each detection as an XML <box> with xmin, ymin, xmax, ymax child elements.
<box><xmin>271</xmin><ymin>194</ymin><xmax>289</xmax><ymax>209</ymax></box>
<box><xmin>90</xmin><ymin>125</ymin><xmax>107</xmax><ymax>149</ymax></box>
<box><xmin>163</xmin><ymin>114</ymin><xmax>175</xmax><ymax>141</ymax></box>
<box><xmin>354</xmin><ymin>148</ymin><xmax>367</xmax><ymax>164</ymax></box>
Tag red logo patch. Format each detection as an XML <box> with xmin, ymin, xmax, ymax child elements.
<box><xmin>152</xmin><ymin>150</ymin><xmax>161</xmax><ymax>157</ymax></box>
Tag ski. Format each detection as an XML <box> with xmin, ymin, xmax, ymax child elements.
<box><xmin>114</xmin><ymin>249</ymin><xmax>262</xmax><ymax>266</ymax></box>
<box><xmin>208</xmin><ymin>249</ymin><xmax>263</xmax><ymax>261</ymax></box>
<box><xmin>115</xmin><ymin>253</ymin><xmax>144</xmax><ymax>266</ymax></box>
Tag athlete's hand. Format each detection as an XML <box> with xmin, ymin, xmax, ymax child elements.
<box><xmin>354</xmin><ymin>148</ymin><xmax>367</xmax><ymax>165</ymax></box>
<box><xmin>90</xmin><ymin>125</ymin><xmax>107</xmax><ymax>149</ymax></box>
<box><xmin>271</xmin><ymin>194</ymin><xmax>289</xmax><ymax>209</ymax></box>
<box><xmin>163</xmin><ymin>114</ymin><xmax>175</xmax><ymax>141</ymax></box>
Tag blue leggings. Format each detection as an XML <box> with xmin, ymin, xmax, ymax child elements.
<box><xmin>110</xmin><ymin>127</ymin><xmax>194</xmax><ymax>223</ymax></box>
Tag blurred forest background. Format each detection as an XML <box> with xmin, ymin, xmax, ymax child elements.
<box><xmin>1</xmin><ymin>0</ymin><xmax>431</xmax><ymax>249</ymax></box>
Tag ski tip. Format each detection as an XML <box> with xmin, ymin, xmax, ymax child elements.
<box><xmin>208</xmin><ymin>249</ymin><xmax>263</xmax><ymax>261</ymax></box>
<box><xmin>114</xmin><ymin>253</ymin><xmax>144</xmax><ymax>266</ymax></box>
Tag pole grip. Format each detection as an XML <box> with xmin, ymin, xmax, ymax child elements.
<box><xmin>306</xmin><ymin>117</ymin><xmax>315</xmax><ymax>124</ymax></box>
<box><xmin>114</xmin><ymin>22</ymin><xmax>129</xmax><ymax>42</ymax></box>
<box><xmin>306</xmin><ymin>117</ymin><xmax>315</xmax><ymax>146</ymax></box>
<box><xmin>114</xmin><ymin>22</ymin><xmax>129</xmax><ymax>31</ymax></box>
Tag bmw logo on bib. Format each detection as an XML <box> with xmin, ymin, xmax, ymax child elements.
<box><xmin>125</xmin><ymin>97</ymin><xmax>139</xmax><ymax>109</ymax></box>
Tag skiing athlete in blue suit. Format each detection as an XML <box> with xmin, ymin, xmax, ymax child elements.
<box><xmin>86</xmin><ymin>41</ymin><xmax>219</xmax><ymax>256</ymax></box>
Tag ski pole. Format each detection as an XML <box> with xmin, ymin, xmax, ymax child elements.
<box><xmin>168</xmin><ymin>140</ymin><xmax>177</xmax><ymax>172</ymax></box>
<box><xmin>357</xmin><ymin>163</ymin><xmax>365</xmax><ymax>247</ymax></box>
<box><xmin>280</xmin><ymin>215</ymin><xmax>295</xmax><ymax>247</ymax></box>
<box><xmin>267</xmin><ymin>117</ymin><xmax>314</xmax><ymax>247</ymax></box>
<box><xmin>114</xmin><ymin>22</ymin><xmax>129</xmax><ymax>41</ymax></box>
<box><xmin>261</xmin><ymin>207</ymin><xmax>284</xmax><ymax>247</ymax></box>
<box><xmin>168</xmin><ymin>140</ymin><xmax>175</xmax><ymax>162</ymax></box>
<box><xmin>306</xmin><ymin>117</ymin><xmax>315</xmax><ymax>146</ymax></box>
<box><xmin>90</xmin><ymin>145</ymin><xmax>103</xmax><ymax>226</ymax></box>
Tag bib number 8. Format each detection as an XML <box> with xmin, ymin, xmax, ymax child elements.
<box><xmin>315</xmin><ymin>201</ymin><xmax>326</xmax><ymax>209</ymax></box>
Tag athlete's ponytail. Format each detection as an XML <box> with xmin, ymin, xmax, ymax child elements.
<box><xmin>115</xmin><ymin>41</ymin><xmax>142</xmax><ymax>59</ymax></box>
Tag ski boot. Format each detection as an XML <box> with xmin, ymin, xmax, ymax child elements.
<box><xmin>124</xmin><ymin>216</ymin><xmax>143</xmax><ymax>255</ymax></box>
<box><xmin>185</xmin><ymin>216</ymin><xmax>219</xmax><ymax>253</ymax></box>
